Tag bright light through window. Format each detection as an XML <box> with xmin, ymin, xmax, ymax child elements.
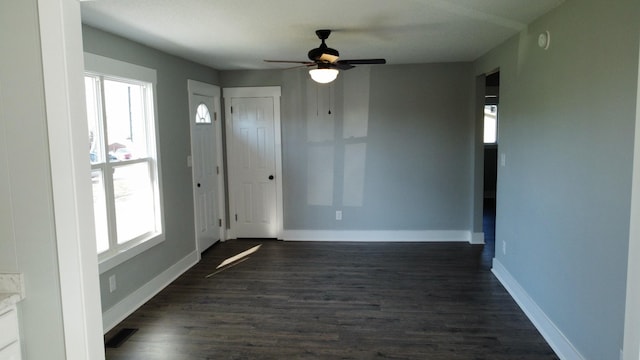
<box><xmin>113</xmin><ymin>162</ymin><xmax>157</xmax><ymax>243</ymax></box>
<box><xmin>484</xmin><ymin>105</ymin><xmax>498</xmax><ymax>144</ymax></box>
<box><xmin>91</xmin><ymin>169</ymin><xmax>109</xmax><ymax>253</ymax></box>
<box><xmin>195</xmin><ymin>103</ymin><xmax>212</xmax><ymax>124</ymax></box>
<box><xmin>104</xmin><ymin>80</ymin><xmax>149</xmax><ymax>160</ymax></box>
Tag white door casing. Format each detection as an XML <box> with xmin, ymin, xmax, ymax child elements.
<box><xmin>188</xmin><ymin>80</ymin><xmax>225</xmax><ymax>253</ymax></box>
<box><xmin>224</xmin><ymin>87</ymin><xmax>283</xmax><ymax>239</ymax></box>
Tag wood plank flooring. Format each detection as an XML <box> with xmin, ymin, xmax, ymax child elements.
<box><xmin>105</xmin><ymin>239</ymin><xmax>558</xmax><ymax>360</ymax></box>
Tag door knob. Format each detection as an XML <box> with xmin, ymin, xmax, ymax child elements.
<box><xmin>268</xmin><ymin>175</ymin><xmax>274</xmax><ymax>180</ymax></box>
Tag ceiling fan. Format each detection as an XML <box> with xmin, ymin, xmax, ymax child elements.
<box><xmin>264</xmin><ymin>29</ymin><xmax>386</xmax><ymax>84</ymax></box>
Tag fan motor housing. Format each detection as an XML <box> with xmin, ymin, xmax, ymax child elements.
<box><xmin>308</xmin><ymin>29</ymin><xmax>339</xmax><ymax>62</ymax></box>
<box><xmin>308</xmin><ymin>46</ymin><xmax>339</xmax><ymax>62</ymax></box>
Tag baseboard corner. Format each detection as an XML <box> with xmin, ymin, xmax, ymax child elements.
<box><xmin>491</xmin><ymin>259</ymin><xmax>585</xmax><ymax>360</ymax></box>
<box><xmin>470</xmin><ymin>232</ymin><xmax>485</xmax><ymax>244</ymax></box>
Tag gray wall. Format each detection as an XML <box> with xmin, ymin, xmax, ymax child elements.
<box><xmin>475</xmin><ymin>0</ymin><xmax>640</xmax><ymax>358</ymax></box>
<box><xmin>223</xmin><ymin>63</ymin><xmax>475</xmax><ymax>231</ymax></box>
<box><xmin>0</xmin><ymin>0</ymin><xmax>66</xmax><ymax>358</ymax></box>
<box><xmin>82</xmin><ymin>26</ymin><xmax>220</xmax><ymax>310</ymax></box>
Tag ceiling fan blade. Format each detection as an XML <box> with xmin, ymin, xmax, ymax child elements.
<box><xmin>335</xmin><ymin>63</ymin><xmax>355</xmax><ymax>70</ymax></box>
<box><xmin>338</xmin><ymin>59</ymin><xmax>387</xmax><ymax>65</ymax></box>
<box><xmin>264</xmin><ymin>60</ymin><xmax>314</xmax><ymax>65</ymax></box>
<box><xmin>283</xmin><ymin>64</ymin><xmax>314</xmax><ymax>70</ymax></box>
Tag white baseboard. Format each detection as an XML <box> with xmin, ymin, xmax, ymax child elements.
<box><xmin>492</xmin><ymin>259</ymin><xmax>585</xmax><ymax>360</ymax></box>
<box><xmin>102</xmin><ymin>250</ymin><xmax>199</xmax><ymax>333</ymax></box>
<box><xmin>281</xmin><ymin>230</ymin><xmax>472</xmax><ymax>243</ymax></box>
<box><xmin>471</xmin><ymin>232</ymin><xmax>485</xmax><ymax>244</ymax></box>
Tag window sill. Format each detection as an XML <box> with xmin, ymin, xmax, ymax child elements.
<box><xmin>98</xmin><ymin>234</ymin><xmax>164</xmax><ymax>274</ymax></box>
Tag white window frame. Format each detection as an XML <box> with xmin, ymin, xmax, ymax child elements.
<box><xmin>84</xmin><ymin>53</ymin><xmax>164</xmax><ymax>273</ymax></box>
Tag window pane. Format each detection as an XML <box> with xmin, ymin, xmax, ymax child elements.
<box><xmin>104</xmin><ymin>80</ymin><xmax>149</xmax><ymax>161</ymax></box>
<box><xmin>484</xmin><ymin>105</ymin><xmax>498</xmax><ymax>144</ymax></box>
<box><xmin>91</xmin><ymin>169</ymin><xmax>110</xmax><ymax>253</ymax></box>
<box><xmin>85</xmin><ymin>77</ymin><xmax>104</xmax><ymax>164</ymax></box>
<box><xmin>195</xmin><ymin>103</ymin><xmax>212</xmax><ymax>124</ymax></box>
<box><xmin>113</xmin><ymin>162</ymin><xmax>156</xmax><ymax>243</ymax></box>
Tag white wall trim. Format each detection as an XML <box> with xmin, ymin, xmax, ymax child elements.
<box><xmin>38</xmin><ymin>0</ymin><xmax>105</xmax><ymax>358</ymax></box>
<box><xmin>102</xmin><ymin>250</ymin><xmax>199</xmax><ymax>333</ymax></box>
<box><xmin>282</xmin><ymin>230</ymin><xmax>472</xmax><ymax>243</ymax></box>
<box><xmin>492</xmin><ymin>259</ymin><xmax>585</xmax><ymax>360</ymax></box>
<box><xmin>98</xmin><ymin>236</ymin><xmax>164</xmax><ymax>274</ymax></box>
<box><xmin>84</xmin><ymin>52</ymin><xmax>157</xmax><ymax>83</ymax></box>
<box><xmin>471</xmin><ymin>232</ymin><xmax>485</xmax><ymax>244</ymax></box>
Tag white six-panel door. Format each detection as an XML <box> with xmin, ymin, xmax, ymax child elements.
<box><xmin>224</xmin><ymin>87</ymin><xmax>282</xmax><ymax>239</ymax></box>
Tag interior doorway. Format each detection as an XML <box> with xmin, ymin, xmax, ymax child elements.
<box><xmin>482</xmin><ymin>71</ymin><xmax>500</xmax><ymax>262</ymax></box>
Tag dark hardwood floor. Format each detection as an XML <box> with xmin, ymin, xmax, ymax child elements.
<box><xmin>105</xmin><ymin>230</ymin><xmax>557</xmax><ymax>359</ymax></box>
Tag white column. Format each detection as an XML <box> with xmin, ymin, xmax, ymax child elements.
<box><xmin>37</xmin><ymin>0</ymin><xmax>105</xmax><ymax>358</ymax></box>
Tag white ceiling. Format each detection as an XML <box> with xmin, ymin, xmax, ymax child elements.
<box><xmin>81</xmin><ymin>0</ymin><xmax>564</xmax><ymax>71</ymax></box>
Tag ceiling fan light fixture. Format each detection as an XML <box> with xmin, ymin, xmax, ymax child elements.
<box><xmin>309</xmin><ymin>68</ymin><xmax>339</xmax><ymax>84</ymax></box>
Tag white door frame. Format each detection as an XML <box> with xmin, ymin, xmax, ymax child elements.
<box><xmin>223</xmin><ymin>86</ymin><xmax>283</xmax><ymax>239</ymax></box>
<box><xmin>188</xmin><ymin>79</ymin><xmax>226</xmax><ymax>254</ymax></box>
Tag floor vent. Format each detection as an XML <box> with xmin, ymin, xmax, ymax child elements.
<box><xmin>105</xmin><ymin>328</ymin><xmax>138</xmax><ymax>348</ymax></box>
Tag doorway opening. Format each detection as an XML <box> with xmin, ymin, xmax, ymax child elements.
<box><xmin>483</xmin><ymin>71</ymin><xmax>499</xmax><ymax>261</ymax></box>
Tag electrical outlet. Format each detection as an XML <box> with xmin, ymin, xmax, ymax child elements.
<box><xmin>109</xmin><ymin>275</ymin><xmax>117</xmax><ymax>293</ymax></box>
<box><xmin>336</xmin><ymin>210</ymin><xmax>342</xmax><ymax>221</ymax></box>
<box><xmin>502</xmin><ymin>241</ymin><xmax>507</xmax><ymax>255</ymax></box>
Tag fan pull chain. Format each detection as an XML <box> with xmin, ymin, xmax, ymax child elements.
<box><xmin>316</xmin><ymin>85</ymin><xmax>319</xmax><ymax>116</ymax></box>
<box><xmin>328</xmin><ymin>84</ymin><xmax>332</xmax><ymax>115</ymax></box>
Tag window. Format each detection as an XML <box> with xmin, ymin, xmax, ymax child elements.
<box><xmin>484</xmin><ymin>104</ymin><xmax>498</xmax><ymax>144</ymax></box>
<box><xmin>195</xmin><ymin>103</ymin><xmax>212</xmax><ymax>124</ymax></box>
<box><xmin>84</xmin><ymin>53</ymin><xmax>163</xmax><ymax>272</ymax></box>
